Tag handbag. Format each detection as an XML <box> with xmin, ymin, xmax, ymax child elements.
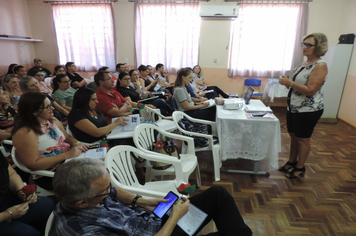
<box><xmin>152</xmin><ymin>140</ymin><xmax>179</xmax><ymax>170</ymax></box>
<box><xmin>178</xmin><ymin>117</ymin><xmax>209</xmax><ymax>148</ymax></box>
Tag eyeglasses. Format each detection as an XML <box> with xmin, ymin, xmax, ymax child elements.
<box><xmin>104</xmin><ymin>78</ymin><xmax>113</xmax><ymax>81</ymax></box>
<box><xmin>40</xmin><ymin>104</ymin><xmax>54</xmax><ymax>111</ymax></box>
<box><xmin>61</xmin><ymin>80</ymin><xmax>71</xmax><ymax>84</ymax></box>
<box><xmin>122</xmin><ymin>78</ymin><xmax>131</xmax><ymax>81</ymax></box>
<box><xmin>35</xmin><ymin>74</ymin><xmax>44</xmax><ymax>77</ymax></box>
<box><xmin>301</xmin><ymin>42</ymin><xmax>315</xmax><ymax>49</ymax></box>
<box><xmin>89</xmin><ymin>182</ymin><xmax>112</xmax><ymax>199</ymax></box>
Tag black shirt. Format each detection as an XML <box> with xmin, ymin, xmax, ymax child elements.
<box><xmin>28</xmin><ymin>66</ymin><xmax>52</xmax><ymax>78</ymax></box>
<box><xmin>66</xmin><ymin>72</ymin><xmax>84</xmax><ymax>87</ymax></box>
<box><xmin>68</xmin><ymin>110</ymin><xmax>107</xmax><ymax>143</ymax></box>
<box><xmin>116</xmin><ymin>86</ymin><xmax>140</xmax><ymax>102</ymax></box>
<box><xmin>0</xmin><ymin>152</ymin><xmax>9</xmax><ymax>208</ymax></box>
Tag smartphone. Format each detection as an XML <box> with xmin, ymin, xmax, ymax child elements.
<box><xmin>153</xmin><ymin>191</ymin><xmax>179</xmax><ymax>218</ymax></box>
<box><xmin>252</xmin><ymin>112</ymin><xmax>267</xmax><ymax>117</ymax></box>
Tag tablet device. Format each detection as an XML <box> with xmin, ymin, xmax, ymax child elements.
<box><xmin>153</xmin><ymin>191</ymin><xmax>179</xmax><ymax>218</ymax></box>
<box><xmin>244</xmin><ymin>86</ymin><xmax>254</xmax><ymax>105</ymax></box>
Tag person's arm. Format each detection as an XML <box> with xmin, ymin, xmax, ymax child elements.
<box><xmin>12</xmin><ymin>127</ymin><xmax>81</xmax><ymax>170</ymax></box>
<box><xmin>0</xmin><ymin>127</ymin><xmax>12</xmax><ymax>141</ymax></box>
<box><xmin>41</xmin><ymin>82</ymin><xmax>53</xmax><ymax>91</ymax></box>
<box><xmin>52</xmin><ymin>119</ymin><xmax>87</xmax><ymax>152</ymax></box>
<box><xmin>53</xmin><ymin>101</ymin><xmax>69</xmax><ymax>117</ymax></box>
<box><xmin>180</xmin><ymin>100</ymin><xmax>209</xmax><ymax>111</ymax></box>
<box><xmin>279</xmin><ymin>63</ymin><xmax>327</xmax><ymax>96</ymax></box>
<box><xmin>73</xmin><ymin>117</ymin><xmax>127</xmax><ymax>138</ymax></box>
<box><xmin>53</xmin><ymin>93</ymin><xmax>72</xmax><ymax>112</ymax></box>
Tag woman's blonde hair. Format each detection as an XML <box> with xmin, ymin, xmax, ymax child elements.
<box><xmin>303</xmin><ymin>33</ymin><xmax>328</xmax><ymax>57</ymax></box>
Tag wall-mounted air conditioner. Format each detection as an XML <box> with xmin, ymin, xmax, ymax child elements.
<box><xmin>200</xmin><ymin>5</ymin><xmax>239</xmax><ymax>19</ymax></box>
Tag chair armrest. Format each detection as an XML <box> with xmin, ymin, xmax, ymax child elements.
<box><xmin>1</xmin><ymin>140</ymin><xmax>13</xmax><ymax>145</ymax></box>
<box><xmin>32</xmin><ymin>170</ymin><xmax>55</xmax><ymax>178</ymax></box>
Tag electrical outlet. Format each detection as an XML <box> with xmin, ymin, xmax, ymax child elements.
<box><xmin>124</xmin><ymin>58</ymin><xmax>128</xmax><ymax>63</ymax></box>
<box><xmin>214</xmin><ymin>58</ymin><xmax>217</xmax><ymax>63</ymax></box>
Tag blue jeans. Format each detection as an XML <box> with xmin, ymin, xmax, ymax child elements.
<box><xmin>0</xmin><ymin>192</ymin><xmax>55</xmax><ymax>236</ymax></box>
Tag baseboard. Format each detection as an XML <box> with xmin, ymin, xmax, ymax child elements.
<box><xmin>338</xmin><ymin>117</ymin><xmax>356</xmax><ymax>130</ymax></box>
<box><xmin>319</xmin><ymin>118</ymin><xmax>339</xmax><ymax>124</ymax></box>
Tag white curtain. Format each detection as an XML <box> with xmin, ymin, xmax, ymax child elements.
<box><xmin>52</xmin><ymin>4</ymin><xmax>115</xmax><ymax>71</ymax></box>
<box><xmin>228</xmin><ymin>4</ymin><xmax>308</xmax><ymax>77</ymax></box>
<box><xmin>135</xmin><ymin>3</ymin><xmax>200</xmax><ymax>72</ymax></box>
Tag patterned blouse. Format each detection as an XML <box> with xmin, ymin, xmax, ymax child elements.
<box><xmin>289</xmin><ymin>59</ymin><xmax>327</xmax><ymax>113</ymax></box>
<box><xmin>35</xmin><ymin>121</ymin><xmax>70</xmax><ymax>179</ymax></box>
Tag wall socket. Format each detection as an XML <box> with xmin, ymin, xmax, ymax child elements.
<box><xmin>214</xmin><ymin>58</ymin><xmax>217</xmax><ymax>63</ymax></box>
<box><xmin>124</xmin><ymin>58</ymin><xmax>128</xmax><ymax>63</ymax></box>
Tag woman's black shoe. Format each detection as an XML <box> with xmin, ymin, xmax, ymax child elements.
<box><xmin>285</xmin><ymin>166</ymin><xmax>306</xmax><ymax>178</ymax></box>
<box><xmin>278</xmin><ymin>161</ymin><xmax>297</xmax><ymax>172</ymax></box>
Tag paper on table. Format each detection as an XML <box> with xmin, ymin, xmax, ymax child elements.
<box><xmin>177</xmin><ymin>203</ymin><xmax>208</xmax><ymax>236</ymax></box>
<box><xmin>66</xmin><ymin>148</ymin><xmax>107</xmax><ymax>162</ymax></box>
<box><xmin>113</xmin><ymin>114</ymin><xmax>140</xmax><ymax>132</ymax></box>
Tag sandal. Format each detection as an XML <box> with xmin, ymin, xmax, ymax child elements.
<box><xmin>285</xmin><ymin>166</ymin><xmax>306</xmax><ymax>178</ymax></box>
<box><xmin>278</xmin><ymin>161</ymin><xmax>297</xmax><ymax>172</ymax></box>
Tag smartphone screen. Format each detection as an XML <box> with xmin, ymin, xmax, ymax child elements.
<box><xmin>153</xmin><ymin>191</ymin><xmax>179</xmax><ymax>218</ymax></box>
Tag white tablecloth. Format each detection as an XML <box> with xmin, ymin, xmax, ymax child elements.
<box><xmin>216</xmin><ymin>100</ymin><xmax>280</xmax><ymax>170</ymax></box>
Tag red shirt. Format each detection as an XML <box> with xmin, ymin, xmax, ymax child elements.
<box><xmin>96</xmin><ymin>87</ymin><xmax>127</xmax><ymax>124</ymax></box>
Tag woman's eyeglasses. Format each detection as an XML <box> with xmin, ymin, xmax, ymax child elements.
<box><xmin>40</xmin><ymin>105</ymin><xmax>54</xmax><ymax>111</ymax></box>
<box><xmin>301</xmin><ymin>42</ymin><xmax>315</xmax><ymax>49</ymax></box>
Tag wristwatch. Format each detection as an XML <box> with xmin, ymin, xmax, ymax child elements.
<box><xmin>131</xmin><ymin>194</ymin><xmax>142</xmax><ymax>207</ymax></box>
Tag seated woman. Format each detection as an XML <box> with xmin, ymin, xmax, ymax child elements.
<box><xmin>0</xmin><ymin>153</ymin><xmax>55</xmax><ymax>236</ymax></box>
<box><xmin>1</xmin><ymin>75</ymin><xmax>22</xmax><ymax>111</ymax></box>
<box><xmin>12</xmin><ymin>92</ymin><xmax>87</xmax><ymax>190</ymax></box>
<box><xmin>117</xmin><ymin>72</ymin><xmax>174</xmax><ymax>116</ymax></box>
<box><xmin>68</xmin><ymin>87</ymin><xmax>127</xmax><ymax>144</ymax></box>
<box><xmin>155</xmin><ymin>63</ymin><xmax>171</xmax><ymax>87</ymax></box>
<box><xmin>51</xmin><ymin>65</ymin><xmax>67</xmax><ymax>89</ymax></box>
<box><xmin>173</xmin><ymin>68</ymin><xmax>216</xmax><ymax>121</ymax></box>
<box><xmin>27</xmin><ymin>69</ymin><xmax>53</xmax><ymax>96</ymax></box>
<box><xmin>52</xmin><ymin>74</ymin><xmax>76</xmax><ymax>112</ymax></box>
<box><xmin>128</xmin><ymin>69</ymin><xmax>143</xmax><ymax>96</ymax></box>
<box><xmin>19</xmin><ymin>76</ymin><xmax>69</xmax><ymax>122</ymax></box>
<box><xmin>190</xmin><ymin>66</ymin><xmax>229</xmax><ymax>99</ymax></box>
<box><xmin>138</xmin><ymin>65</ymin><xmax>159</xmax><ymax>92</ymax></box>
<box><xmin>0</xmin><ymin>88</ymin><xmax>15</xmax><ymax>141</ymax></box>
<box><xmin>5</xmin><ymin>64</ymin><xmax>17</xmax><ymax>75</ymax></box>
<box><xmin>14</xmin><ymin>65</ymin><xmax>27</xmax><ymax>81</ymax></box>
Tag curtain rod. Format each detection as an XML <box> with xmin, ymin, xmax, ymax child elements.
<box><xmin>128</xmin><ymin>0</ymin><xmax>208</xmax><ymax>2</ymax></box>
<box><xmin>224</xmin><ymin>0</ymin><xmax>312</xmax><ymax>3</ymax></box>
<box><xmin>43</xmin><ymin>0</ymin><xmax>117</xmax><ymax>4</ymax></box>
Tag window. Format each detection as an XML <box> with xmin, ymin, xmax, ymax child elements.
<box><xmin>228</xmin><ymin>4</ymin><xmax>308</xmax><ymax>77</ymax></box>
<box><xmin>52</xmin><ymin>4</ymin><xmax>115</xmax><ymax>71</ymax></box>
<box><xmin>135</xmin><ymin>3</ymin><xmax>200</xmax><ymax>72</ymax></box>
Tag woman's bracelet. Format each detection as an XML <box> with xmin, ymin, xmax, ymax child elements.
<box><xmin>290</xmin><ymin>82</ymin><xmax>295</xmax><ymax>88</ymax></box>
<box><xmin>6</xmin><ymin>209</ymin><xmax>13</xmax><ymax>222</ymax></box>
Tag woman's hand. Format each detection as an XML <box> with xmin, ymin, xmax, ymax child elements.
<box><xmin>6</xmin><ymin>202</ymin><xmax>29</xmax><ymax>220</ymax></box>
<box><xmin>16</xmin><ymin>190</ymin><xmax>37</xmax><ymax>204</ymax></box>
<box><xmin>66</xmin><ymin>146</ymin><xmax>82</xmax><ymax>159</ymax></box>
<box><xmin>279</xmin><ymin>75</ymin><xmax>292</xmax><ymax>89</ymax></box>
<box><xmin>114</xmin><ymin>117</ymin><xmax>128</xmax><ymax>126</ymax></box>
<box><xmin>171</xmin><ymin>198</ymin><xmax>189</xmax><ymax>219</ymax></box>
<box><xmin>201</xmin><ymin>102</ymin><xmax>209</xmax><ymax>108</ymax></box>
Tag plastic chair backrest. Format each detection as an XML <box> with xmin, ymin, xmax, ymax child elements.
<box><xmin>172</xmin><ymin>97</ymin><xmax>178</xmax><ymax>110</ymax></box>
<box><xmin>44</xmin><ymin>212</ymin><xmax>54</xmax><ymax>236</ymax></box>
<box><xmin>244</xmin><ymin>78</ymin><xmax>261</xmax><ymax>86</ymax></box>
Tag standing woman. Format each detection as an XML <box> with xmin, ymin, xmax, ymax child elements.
<box><xmin>173</xmin><ymin>68</ymin><xmax>216</xmax><ymax>121</ymax></box>
<box><xmin>28</xmin><ymin>69</ymin><xmax>53</xmax><ymax>96</ymax></box>
<box><xmin>1</xmin><ymin>75</ymin><xmax>22</xmax><ymax>111</ymax></box>
<box><xmin>278</xmin><ymin>33</ymin><xmax>328</xmax><ymax>178</ymax></box>
<box><xmin>52</xmin><ymin>74</ymin><xmax>77</xmax><ymax>112</ymax></box>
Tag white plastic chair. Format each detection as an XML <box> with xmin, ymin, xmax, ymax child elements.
<box><xmin>45</xmin><ymin>211</ymin><xmax>54</xmax><ymax>236</ymax></box>
<box><xmin>139</xmin><ymin>106</ymin><xmax>176</xmax><ymax>132</ymax></box>
<box><xmin>0</xmin><ymin>140</ymin><xmax>12</xmax><ymax>157</ymax></box>
<box><xmin>172</xmin><ymin>111</ymin><xmax>221</xmax><ymax>181</ymax></box>
<box><xmin>133</xmin><ymin>124</ymin><xmax>201</xmax><ymax>187</ymax></box>
<box><xmin>11</xmin><ymin>147</ymin><xmax>54</xmax><ymax>196</ymax></box>
<box><xmin>66</xmin><ymin>125</ymin><xmax>101</xmax><ymax>146</ymax></box>
<box><xmin>105</xmin><ymin>145</ymin><xmax>183</xmax><ymax>198</ymax></box>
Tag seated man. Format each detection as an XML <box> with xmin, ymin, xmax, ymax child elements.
<box><xmin>95</xmin><ymin>71</ymin><xmax>132</xmax><ymax>124</ymax></box>
<box><xmin>65</xmin><ymin>62</ymin><xmax>87</xmax><ymax>89</ymax></box>
<box><xmin>112</xmin><ymin>63</ymin><xmax>126</xmax><ymax>79</ymax></box>
<box><xmin>27</xmin><ymin>58</ymin><xmax>52</xmax><ymax>78</ymax></box>
<box><xmin>50</xmin><ymin>158</ymin><xmax>252</xmax><ymax>236</ymax></box>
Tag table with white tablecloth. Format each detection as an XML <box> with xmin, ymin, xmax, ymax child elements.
<box><xmin>216</xmin><ymin>100</ymin><xmax>281</xmax><ymax>176</ymax></box>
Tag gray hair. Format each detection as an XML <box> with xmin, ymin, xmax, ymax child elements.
<box><xmin>19</xmin><ymin>76</ymin><xmax>34</xmax><ymax>93</ymax></box>
<box><xmin>303</xmin><ymin>33</ymin><xmax>328</xmax><ymax>57</ymax></box>
<box><xmin>53</xmin><ymin>158</ymin><xmax>107</xmax><ymax>206</ymax></box>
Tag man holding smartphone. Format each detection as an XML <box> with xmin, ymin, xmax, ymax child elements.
<box><xmin>50</xmin><ymin>158</ymin><xmax>252</xmax><ymax>236</ymax></box>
